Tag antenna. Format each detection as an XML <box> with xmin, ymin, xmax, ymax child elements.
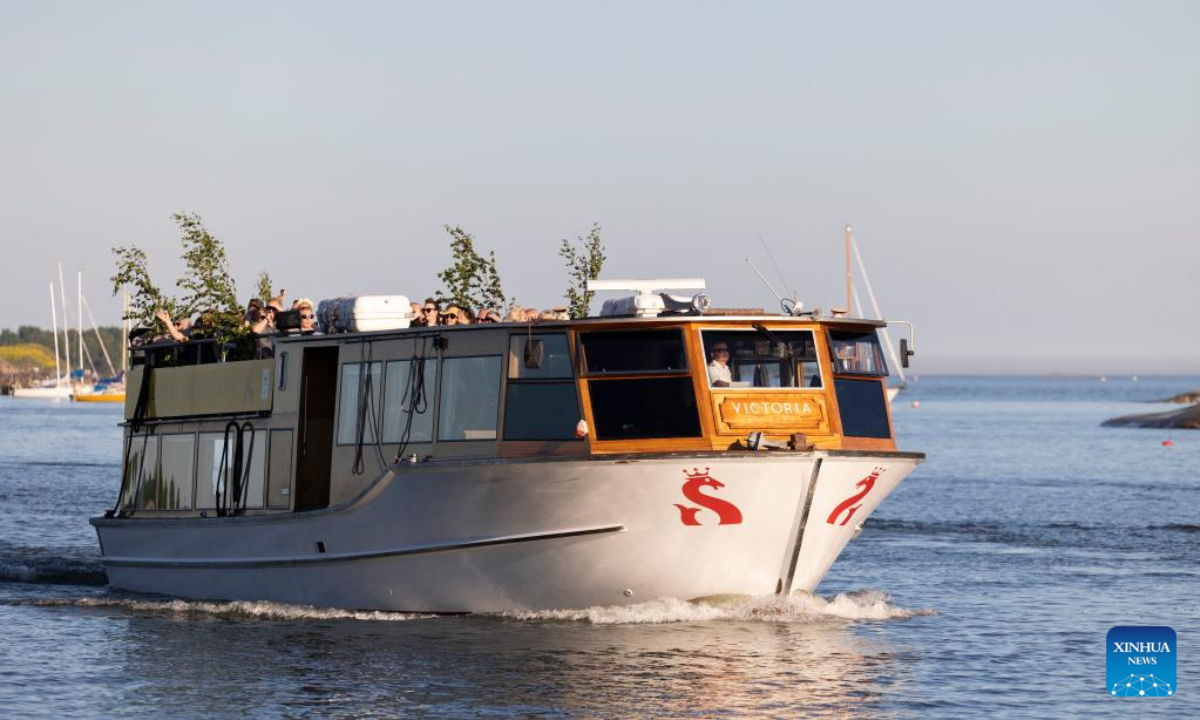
<box><xmin>744</xmin><ymin>258</ymin><xmax>785</xmax><ymax>306</ymax></box>
<box><xmin>758</xmin><ymin>235</ymin><xmax>796</xmax><ymax>302</ymax></box>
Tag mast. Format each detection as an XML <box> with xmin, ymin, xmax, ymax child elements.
<box><xmin>844</xmin><ymin>225</ymin><xmax>853</xmax><ymax>315</ymax></box>
<box><xmin>57</xmin><ymin>263</ymin><xmax>71</xmax><ymax>381</ymax></box>
<box><xmin>77</xmin><ymin>271</ymin><xmax>84</xmax><ymax>381</ymax></box>
<box><xmin>82</xmin><ymin>292</ymin><xmax>116</xmax><ymax>377</ymax></box>
<box><xmin>49</xmin><ymin>282</ymin><xmax>62</xmax><ymax>386</ymax></box>
<box><xmin>122</xmin><ymin>291</ymin><xmax>129</xmax><ymax>374</ymax></box>
<box><xmin>850</xmin><ymin>232</ymin><xmax>907</xmax><ymax>384</ymax></box>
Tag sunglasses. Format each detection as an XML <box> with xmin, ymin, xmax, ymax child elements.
<box><xmin>300</xmin><ymin>313</ymin><xmax>314</xmax><ymax>319</ymax></box>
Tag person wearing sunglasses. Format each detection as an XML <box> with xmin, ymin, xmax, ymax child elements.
<box><xmin>418</xmin><ymin>298</ymin><xmax>440</xmax><ymax>327</ymax></box>
<box><xmin>295</xmin><ymin>298</ymin><xmax>320</xmax><ymax>334</ymax></box>
<box><xmin>707</xmin><ymin>342</ymin><xmax>732</xmax><ymax>387</ymax></box>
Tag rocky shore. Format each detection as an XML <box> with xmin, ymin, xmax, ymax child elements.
<box><xmin>1158</xmin><ymin>391</ymin><xmax>1200</xmax><ymax>404</ymax></box>
<box><xmin>1103</xmin><ymin>400</ymin><xmax>1200</xmax><ymax>429</ymax></box>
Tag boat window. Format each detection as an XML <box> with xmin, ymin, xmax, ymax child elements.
<box><xmin>439</xmin><ymin>356</ymin><xmax>502</xmax><ymax>441</ymax></box>
<box><xmin>834</xmin><ymin>378</ymin><xmax>891</xmax><ymax>438</ymax></box>
<box><xmin>159</xmin><ymin>434</ymin><xmax>196</xmax><ymax>510</ymax></box>
<box><xmin>700</xmin><ymin>329</ymin><xmax>822</xmax><ymax>389</ymax></box>
<box><xmin>509</xmin><ymin>334</ymin><xmax>573</xmax><ymax>379</ymax></box>
<box><xmin>337</xmin><ymin>362</ymin><xmax>383</xmax><ymax>445</ymax></box>
<box><xmin>134</xmin><ymin>435</ymin><xmax>160</xmax><ymax>510</ymax></box>
<box><xmin>828</xmin><ymin>330</ymin><xmax>889</xmax><ymax>376</ymax></box>
<box><xmin>580</xmin><ymin>329</ymin><xmax>688</xmax><ymax>374</ymax></box>
<box><xmin>504</xmin><ymin>383</ymin><xmax>581</xmax><ymax>441</ymax></box>
<box><xmin>382</xmin><ymin>358</ymin><xmax>437</xmax><ymax>444</ymax></box>
<box><xmin>588</xmin><ymin>377</ymin><xmax>702</xmax><ymax>440</ymax></box>
<box><xmin>120</xmin><ymin>436</ymin><xmax>151</xmax><ymax>510</ymax></box>
<box><xmin>196</xmin><ymin>430</ymin><xmax>268</xmax><ymax>510</ymax></box>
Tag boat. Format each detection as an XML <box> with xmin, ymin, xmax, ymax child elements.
<box><xmin>74</xmin><ymin>292</ymin><xmax>128</xmax><ymax>403</ymax></box>
<box><xmin>12</xmin><ymin>280</ymin><xmax>72</xmax><ymax>400</ymax></box>
<box><xmin>92</xmin><ymin>279</ymin><xmax>923</xmax><ymax>612</ymax></box>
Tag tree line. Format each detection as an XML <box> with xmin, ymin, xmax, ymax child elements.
<box><xmin>0</xmin><ymin>326</ymin><xmax>124</xmax><ymax>373</ymax></box>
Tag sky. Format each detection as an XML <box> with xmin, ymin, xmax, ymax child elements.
<box><xmin>1</xmin><ymin>1</ymin><xmax>1197</xmax><ymax>373</ymax></box>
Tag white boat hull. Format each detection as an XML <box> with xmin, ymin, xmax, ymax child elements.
<box><xmin>93</xmin><ymin>451</ymin><xmax>920</xmax><ymax>612</ymax></box>
<box><xmin>12</xmin><ymin>385</ymin><xmax>73</xmax><ymax>399</ymax></box>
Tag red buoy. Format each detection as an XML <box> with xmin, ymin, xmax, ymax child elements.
<box><xmin>1163</xmin><ymin>439</ymin><xmax>1174</xmax><ymax>447</ymax></box>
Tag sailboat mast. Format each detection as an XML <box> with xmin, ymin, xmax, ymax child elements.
<box><xmin>49</xmin><ymin>282</ymin><xmax>62</xmax><ymax>386</ymax></box>
<box><xmin>77</xmin><ymin>271</ymin><xmax>84</xmax><ymax>381</ymax></box>
<box><xmin>57</xmin><ymin>263</ymin><xmax>71</xmax><ymax>380</ymax></box>
<box><xmin>83</xmin><ymin>293</ymin><xmax>116</xmax><ymax>377</ymax></box>
<box><xmin>844</xmin><ymin>225</ymin><xmax>853</xmax><ymax>315</ymax></box>
<box><xmin>850</xmin><ymin>232</ymin><xmax>907</xmax><ymax>383</ymax></box>
<box><xmin>122</xmin><ymin>291</ymin><xmax>128</xmax><ymax>374</ymax></box>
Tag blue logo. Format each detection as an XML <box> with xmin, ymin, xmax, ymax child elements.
<box><xmin>1108</xmin><ymin>626</ymin><xmax>1176</xmax><ymax>697</ymax></box>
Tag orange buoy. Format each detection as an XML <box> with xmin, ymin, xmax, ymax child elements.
<box><xmin>1163</xmin><ymin>439</ymin><xmax>1174</xmax><ymax>447</ymax></box>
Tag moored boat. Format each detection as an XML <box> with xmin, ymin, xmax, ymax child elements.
<box><xmin>92</xmin><ymin>280</ymin><xmax>922</xmax><ymax>612</ymax></box>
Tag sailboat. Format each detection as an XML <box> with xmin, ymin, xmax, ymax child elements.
<box><xmin>844</xmin><ymin>226</ymin><xmax>908</xmax><ymax>403</ymax></box>
<box><xmin>12</xmin><ymin>280</ymin><xmax>73</xmax><ymax>399</ymax></box>
<box><xmin>75</xmin><ymin>289</ymin><xmax>127</xmax><ymax>403</ymax></box>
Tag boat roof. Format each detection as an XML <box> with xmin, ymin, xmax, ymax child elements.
<box><xmin>274</xmin><ymin>313</ymin><xmax>886</xmax><ymax>345</ymax></box>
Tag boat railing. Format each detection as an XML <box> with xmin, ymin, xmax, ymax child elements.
<box><xmin>130</xmin><ymin>338</ymin><xmax>229</xmax><ymax>368</ymax></box>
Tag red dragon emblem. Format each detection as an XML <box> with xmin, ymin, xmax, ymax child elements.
<box><xmin>825</xmin><ymin>466</ymin><xmax>885</xmax><ymax>526</ymax></box>
<box><xmin>674</xmin><ymin>468</ymin><xmax>743</xmax><ymax>526</ymax></box>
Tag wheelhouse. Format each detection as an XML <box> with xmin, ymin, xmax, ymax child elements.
<box><xmin>114</xmin><ymin>315</ymin><xmax>897</xmax><ymax>518</ymax></box>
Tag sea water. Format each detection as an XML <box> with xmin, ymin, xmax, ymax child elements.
<box><xmin>0</xmin><ymin>376</ymin><xmax>1197</xmax><ymax>718</ymax></box>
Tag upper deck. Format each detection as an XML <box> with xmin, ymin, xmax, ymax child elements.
<box><xmin>117</xmin><ymin>313</ymin><xmax>902</xmax><ymax>515</ymax></box>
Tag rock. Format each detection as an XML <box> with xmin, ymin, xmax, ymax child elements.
<box><xmin>1158</xmin><ymin>391</ymin><xmax>1200</xmax><ymax>404</ymax></box>
<box><xmin>1103</xmin><ymin>404</ymin><xmax>1200</xmax><ymax>429</ymax></box>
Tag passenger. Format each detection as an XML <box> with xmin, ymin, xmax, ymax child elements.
<box><xmin>409</xmin><ymin>302</ymin><xmax>423</xmax><ymax>326</ymax></box>
<box><xmin>460</xmin><ymin>307</ymin><xmax>476</xmax><ymax>324</ymax></box>
<box><xmin>441</xmin><ymin>305</ymin><xmax>462</xmax><ymax>326</ymax></box>
<box><xmin>547</xmin><ymin>305</ymin><xmax>570</xmax><ymax>320</ymax></box>
<box><xmin>707</xmin><ymin>342</ymin><xmax>732</xmax><ymax>387</ymax></box>
<box><xmin>525</xmin><ymin>308</ymin><xmax>542</xmax><ymax>322</ymax></box>
<box><xmin>154</xmin><ymin>309</ymin><xmax>191</xmax><ymax>343</ymax></box>
<box><xmin>250</xmin><ymin>298</ymin><xmax>282</xmax><ymax>336</ymax></box>
<box><xmin>295</xmin><ymin>298</ymin><xmax>320</xmax><ymax>334</ymax></box>
<box><xmin>244</xmin><ymin>298</ymin><xmax>264</xmax><ymax>326</ymax></box>
<box><xmin>477</xmin><ymin>308</ymin><xmax>501</xmax><ymax>323</ymax></box>
<box><xmin>505</xmin><ymin>304</ymin><xmax>526</xmax><ymax>322</ymax></box>
<box><xmin>421</xmin><ymin>298</ymin><xmax>440</xmax><ymax>327</ymax></box>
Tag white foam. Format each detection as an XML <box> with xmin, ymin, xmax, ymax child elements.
<box><xmin>30</xmin><ymin>596</ymin><xmax>430</xmax><ymax>622</ymax></box>
<box><xmin>504</xmin><ymin>589</ymin><xmax>934</xmax><ymax>625</ymax></box>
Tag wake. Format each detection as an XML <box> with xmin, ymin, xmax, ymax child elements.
<box><xmin>505</xmin><ymin>589</ymin><xmax>935</xmax><ymax>625</ymax></box>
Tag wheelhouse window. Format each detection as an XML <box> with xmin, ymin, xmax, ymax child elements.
<box><xmin>337</xmin><ymin>362</ymin><xmax>383</xmax><ymax>445</ymax></box>
<box><xmin>588</xmin><ymin>376</ymin><xmax>701</xmax><ymax>440</ymax></box>
<box><xmin>580</xmin><ymin>329</ymin><xmax>688</xmax><ymax>374</ymax></box>
<box><xmin>580</xmin><ymin>329</ymin><xmax>701</xmax><ymax>440</ymax></box>
<box><xmin>504</xmin><ymin>334</ymin><xmax>580</xmax><ymax>441</ymax></box>
<box><xmin>382</xmin><ymin>357</ymin><xmax>437</xmax><ymax>444</ymax></box>
<box><xmin>700</xmin><ymin>329</ymin><xmax>822</xmax><ymax>389</ymax></box>
<box><xmin>439</xmin><ymin>356</ymin><xmax>502</xmax><ymax>441</ymax></box>
<box><xmin>828</xmin><ymin>330</ymin><xmax>888</xmax><ymax>376</ymax></box>
<box><xmin>508</xmin><ymin>334</ymin><xmax>573</xmax><ymax>379</ymax></box>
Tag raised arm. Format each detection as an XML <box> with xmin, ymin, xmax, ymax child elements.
<box><xmin>155</xmin><ymin>309</ymin><xmax>188</xmax><ymax>343</ymax></box>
